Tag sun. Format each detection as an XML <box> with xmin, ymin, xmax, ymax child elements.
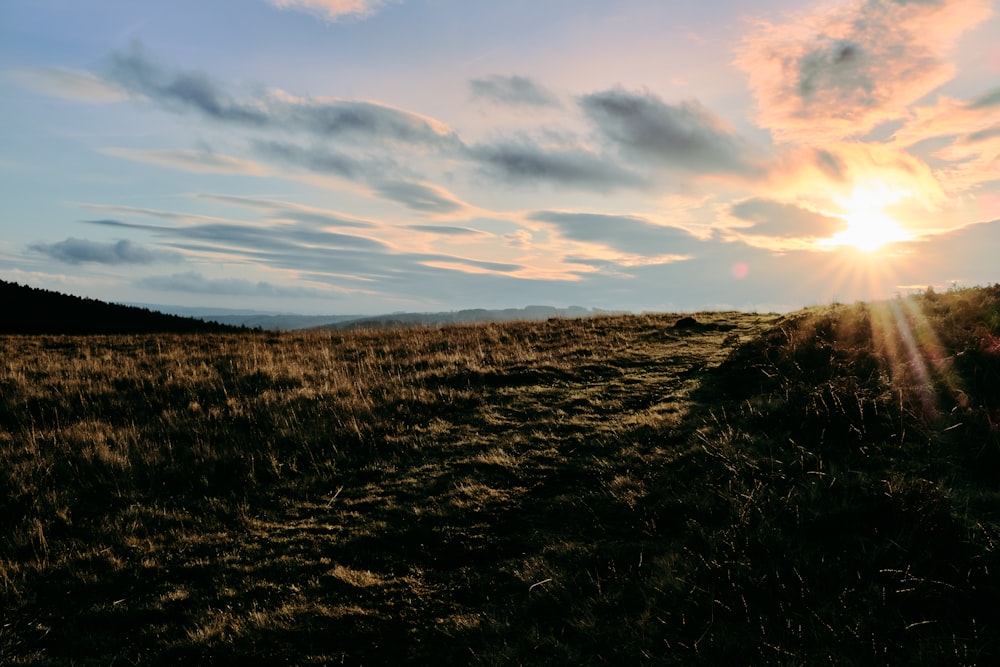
<box><xmin>827</xmin><ymin>183</ymin><xmax>913</xmax><ymax>253</ymax></box>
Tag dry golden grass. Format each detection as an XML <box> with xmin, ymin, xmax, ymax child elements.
<box><xmin>1</xmin><ymin>293</ymin><xmax>999</xmax><ymax>664</ymax></box>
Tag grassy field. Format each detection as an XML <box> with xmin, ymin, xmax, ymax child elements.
<box><xmin>2</xmin><ymin>288</ymin><xmax>999</xmax><ymax>664</ymax></box>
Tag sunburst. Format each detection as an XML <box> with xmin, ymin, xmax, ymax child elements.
<box><xmin>827</xmin><ymin>183</ymin><xmax>913</xmax><ymax>253</ymax></box>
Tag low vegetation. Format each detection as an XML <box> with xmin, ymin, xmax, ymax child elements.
<box><xmin>1</xmin><ymin>280</ymin><xmax>241</xmax><ymax>334</ymax></box>
<box><xmin>2</xmin><ymin>286</ymin><xmax>999</xmax><ymax>664</ymax></box>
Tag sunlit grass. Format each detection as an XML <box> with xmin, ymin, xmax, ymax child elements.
<box><xmin>2</xmin><ymin>292</ymin><xmax>1000</xmax><ymax>664</ymax></box>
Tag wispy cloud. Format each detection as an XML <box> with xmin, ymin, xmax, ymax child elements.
<box><xmin>194</xmin><ymin>194</ymin><xmax>377</xmax><ymax>229</ymax></box>
<box><xmin>419</xmin><ymin>257</ymin><xmax>522</xmax><ymax>274</ymax></box>
<box><xmin>266</xmin><ymin>0</ymin><xmax>391</xmax><ymax>22</ymax></box>
<box><xmin>892</xmin><ymin>93</ymin><xmax>1000</xmax><ymax>148</ymax></box>
<box><xmin>85</xmin><ymin>217</ymin><xmax>389</xmax><ymax>254</ymax></box>
<box><xmin>469</xmin><ymin>142</ymin><xmax>645</xmax><ymax>191</ymax></box>
<box><xmin>107</xmin><ymin>45</ymin><xmax>269</xmax><ymax>125</ymax></box>
<box><xmin>78</xmin><ymin>203</ymin><xmax>234</xmax><ymax>226</ymax></box>
<box><xmin>138</xmin><ymin>270</ymin><xmax>331</xmax><ymax>296</ymax></box>
<box><xmin>373</xmin><ymin>180</ymin><xmax>467</xmax><ymax>214</ymax></box>
<box><xmin>738</xmin><ymin>0</ymin><xmax>992</xmax><ymax>143</ymax></box>
<box><xmin>75</xmin><ymin>208</ymin><xmax>544</xmax><ymax>292</ymax></box>
<box><xmin>764</xmin><ymin>142</ymin><xmax>944</xmax><ymax>209</ymax></box>
<box><xmin>580</xmin><ymin>88</ymin><xmax>759</xmax><ymax>175</ymax></box>
<box><xmin>279</xmin><ymin>94</ymin><xmax>456</xmax><ymax>147</ymax></box>
<box><xmin>6</xmin><ymin>66</ymin><xmax>125</xmax><ymax>102</ymax></box>
<box><xmin>105</xmin><ymin>44</ymin><xmax>456</xmax><ymax>148</ymax></box>
<box><xmin>967</xmin><ymin>87</ymin><xmax>1000</xmax><ymax>110</ymax></box>
<box><xmin>406</xmin><ymin>225</ymin><xmax>489</xmax><ymax>237</ymax></box>
<box><xmin>252</xmin><ymin>141</ymin><xmax>365</xmax><ymax>179</ymax></box>
<box><xmin>729</xmin><ymin>198</ymin><xmax>846</xmax><ymax>239</ymax></box>
<box><xmin>29</xmin><ymin>238</ymin><xmax>181</xmax><ymax>265</ymax></box>
<box><xmin>469</xmin><ymin>75</ymin><xmax>560</xmax><ymax>108</ymax></box>
<box><xmin>529</xmin><ymin>211</ymin><xmax>701</xmax><ymax>261</ymax></box>
<box><xmin>103</xmin><ymin>147</ymin><xmax>267</xmax><ymax>175</ymax></box>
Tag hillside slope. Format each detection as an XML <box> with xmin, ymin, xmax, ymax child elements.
<box><xmin>1</xmin><ymin>288</ymin><xmax>999</xmax><ymax>664</ymax></box>
<box><xmin>0</xmin><ymin>280</ymin><xmax>243</xmax><ymax>334</ymax></box>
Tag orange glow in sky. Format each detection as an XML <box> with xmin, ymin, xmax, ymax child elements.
<box><xmin>825</xmin><ymin>183</ymin><xmax>914</xmax><ymax>254</ymax></box>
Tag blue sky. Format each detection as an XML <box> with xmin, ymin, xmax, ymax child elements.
<box><xmin>2</xmin><ymin>0</ymin><xmax>998</xmax><ymax>314</ymax></box>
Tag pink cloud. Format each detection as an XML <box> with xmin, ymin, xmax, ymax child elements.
<box><xmin>267</xmin><ymin>0</ymin><xmax>388</xmax><ymax>21</ymax></box>
<box><xmin>889</xmin><ymin>89</ymin><xmax>1000</xmax><ymax>193</ymax></box>
<box><xmin>763</xmin><ymin>142</ymin><xmax>945</xmax><ymax>207</ymax></box>
<box><xmin>934</xmin><ymin>135</ymin><xmax>1000</xmax><ymax>193</ymax></box>
<box><xmin>893</xmin><ymin>92</ymin><xmax>1000</xmax><ymax>147</ymax></box>
<box><xmin>737</xmin><ymin>0</ymin><xmax>992</xmax><ymax>144</ymax></box>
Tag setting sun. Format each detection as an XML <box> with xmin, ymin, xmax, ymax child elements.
<box><xmin>828</xmin><ymin>183</ymin><xmax>913</xmax><ymax>253</ymax></box>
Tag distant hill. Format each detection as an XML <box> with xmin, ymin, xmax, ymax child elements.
<box><xmin>202</xmin><ymin>313</ymin><xmax>364</xmax><ymax>331</ymax></box>
<box><xmin>126</xmin><ymin>304</ymin><xmax>366</xmax><ymax>331</ymax></box>
<box><xmin>142</xmin><ymin>304</ymin><xmax>618</xmax><ymax>331</ymax></box>
<box><xmin>0</xmin><ymin>280</ymin><xmax>244</xmax><ymax>335</ymax></box>
<box><xmin>315</xmin><ymin>305</ymin><xmax>616</xmax><ymax>330</ymax></box>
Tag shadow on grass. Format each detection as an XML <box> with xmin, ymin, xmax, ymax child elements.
<box><xmin>4</xmin><ymin>298</ymin><xmax>1000</xmax><ymax>664</ymax></box>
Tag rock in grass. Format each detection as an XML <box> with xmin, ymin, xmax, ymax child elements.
<box><xmin>673</xmin><ymin>316</ymin><xmax>702</xmax><ymax>330</ymax></box>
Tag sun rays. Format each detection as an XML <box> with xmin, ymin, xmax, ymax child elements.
<box><xmin>872</xmin><ymin>295</ymin><xmax>954</xmax><ymax>421</ymax></box>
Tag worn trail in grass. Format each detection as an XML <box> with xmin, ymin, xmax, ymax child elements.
<box><xmin>155</xmin><ymin>313</ymin><xmax>758</xmax><ymax>664</ymax></box>
<box><xmin>228</xmin><ymin>313</ymin><xmax>756</xmax><ymax>662</ymax></box>
<box><xmin>7</xmin><ymin>290</ymin><xmax>1000</xmax><ymax>665</ymax></box>
<box><xmin>1</xmin><ymin>312</ymin><xmax>768</xmax><ymax>665</ymax></box>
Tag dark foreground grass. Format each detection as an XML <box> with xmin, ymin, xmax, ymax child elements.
<box><xmin>2</xmin><ymin>289</ymin><xmax>999</xmax><ymax>664</ymax></box>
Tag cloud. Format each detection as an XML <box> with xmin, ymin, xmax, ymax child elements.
<box><xmin>107</xmin><ymin>44</ymin><xmax>269</xmax><ymax>124</ymax></box>
<box><xmin>29</xmin><ymin>237</ymin><xmax>181</xmax><ymax>265</ymax></box>
<box><xmin>407</xmin><ymin>225</ymin><xmax>488</xmax><ymax>237</ymax></box>
<box><xmin>266</xmin><ymin>0</ymin><xmax>389</xmax><ymax>22</ymax></box>
<box><xmin>873</xmin><ymin>87</ymin><xmax>1000</xmax><ymax>195</ymax></box>
<box><xmin>195</xmin><ymin>194</ymin><xmax>376</xmax><ymax>229</ymax></box>
<box><xmin>105</xmin><ymin>44</ymin><xmax>456</xmax><ymax>147</ymax></box>
<box><xmin>967</xmin><ymin>87</ymin><xmax>1000</xmax><ymax>110</ymax></box>
<box><xmin>580</xmin><ymin>88</ymin><xmax>757</xmax><ymax>174</ymax></box>
<box><xmin>529</xmin><ymin>211</ymin><xmax>702</xmax><ymax>259</ymax></box>
<box><xmin>470</xmin><ymin>142</ymin><xmax>645</xmax><ymax>191</ymax></box>
<box><xmin>729</xmin><ymin>199</ymin><xmax>847</xmax><ymax>238</ymax></box>
<box><xmin>963</xmin><ymin>125</ymin><xmax>1000</xmax><ymax>144</ymax></box>
<box><xmin>373</xmin><ymin>180</ymin><xmax>466</xmax><ymax>214</ymax></box>
<box><xmin>6</xmin><ymin>66</ymin><xmax>125</xmax><ymax>102</ymax></box>
<box><xmin>77</xmin><ymin>212</ymin><xmax>527</xmax><ymax>286</ymax></box>
<box><xmin>893</xmin><ymin>89</ymin><xmax>1000</xmax><ymax>148</ymax></box>
<box><xmin>103</xmin><ymin>147</ymin><xmax>267</xmax><ymax>175</ymax></box>
<box><xmin>280</xmin><ymin>95</ymin><xmax>456</xmax><ymax>147</ymax></box>
<box><xmin>82</xmin><ymin>217</ymin><xmax>388</xmax><ymax>254</ymax></box>
<box><xmin>138</xmin><ymin>270</ymin><xmax>330</xmax><ymax>297</ymax></box>
<box><xmin>469</xmin><ymin>75</ymin><xmax>559</xmax><ymax>108</ymax></box>
<box><xmin>932</xmin><ymin>135</ymin><xmax>1000</xmax><ymax>192</ymax></box>
<box><xmin>738</xmin><ymin>0</ymin><xmax>992</xmax><ymax>143</ymax></box>
<box><xmin>504</xmin><ymin>229</ymin><xmax>533</xmax><ymax>249</ymax></box>
<box><xmin>252</xmin><ymin>141</ymin><xmax>363</xmax><ymax>179</ymax></box>
<box><xmin>764</xmin><ymin>142</ymin><xmax>944</xmax><ymax>207</ymax></box>
<box><xmin>79</xmin><ymin>204</ymin><xmax>234</xmax><ymax>225</ymax></box>
<box><xmin>419</xmin><ymin>257</ymin><xmax>522</xmax><ymax>274</ymax></box>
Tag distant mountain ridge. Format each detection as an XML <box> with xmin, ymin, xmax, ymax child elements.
<box><xmin>314</xmin><ymin>305</ymin><xmax>616</xmax><ymax>330</ymax></box>
<box><xmin>150</xmin><ymin>305</ymin><xmax>618</xmax><ymax>331</ymax></box>
<box><xmin>1</xmin><ymin>280</ymin><xmax>242</xmax><ymax>335</ymax></box>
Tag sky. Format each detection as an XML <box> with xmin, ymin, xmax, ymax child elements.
<box><xmin>2</xmin><ymin>0</ymin><xmax>999</xmax><ymax>315</ymax></box>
